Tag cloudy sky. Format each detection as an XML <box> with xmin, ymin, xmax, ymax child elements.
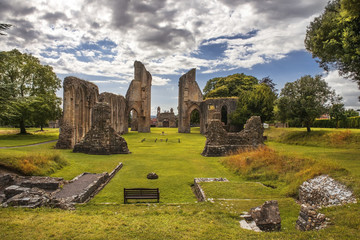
<box><xmin>1</xmin><ymin>0</ymin><xmax>359</xmax><ymax>114</ymax></box>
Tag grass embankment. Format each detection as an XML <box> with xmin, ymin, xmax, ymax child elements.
<box><xmin>0</xmin><ymin>149</ymin><xmax>67</xmax><ymax>175</ymax></box>
<box><xmin>265</xmin><ymin>127</ymin><xmax>360</xmax><ymax>149</ymax></box>
<box><xmin>221</xmin><ymin>147</ymin><xmax>345</xmax><ymax>197</ymax></box>
<box><xmin>0</xmin><ymin>128</ymin><xmax>59</xmax><ymax>147</ymax></box>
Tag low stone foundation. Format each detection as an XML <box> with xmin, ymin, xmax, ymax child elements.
<box><xmin>193</xmin><ymin>178</ymin><xmax>229</xmax><ymax>202</ymax></box>
<box><xmin>202</xmin><ymin>116</ymin><xmax>264</xmax><ymax>157</ymax></box>
<box><xmin>296</xmin><ymin>204</ymin><xmax>330</xmax><ymax>231</ymax></box>
<box><xmin>0</xmin><ymin>163</ymin><xmax>123</xmax><ymax>209</ymax></box>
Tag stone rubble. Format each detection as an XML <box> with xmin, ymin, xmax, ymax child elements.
<box><xmin>296</xmin><ymin>204</ymin><xmax>330</xmax><ymax>231</ymax></box>
<box><xmin>299</xmin><ymin>175</ymin><xmax>357</xmax><ymax>207</ymax></box>
<box><xmin>239</xmin><ymin>200</ymin><xmax>281</xmax><ymax>232</ymax></box>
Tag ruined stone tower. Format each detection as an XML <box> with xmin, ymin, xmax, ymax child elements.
<box><xmin>126</xmin><ymin>61</ymin><xmax>152</xmax><ymax>133</ymax></box>
<box><xmin>178</xmin><ymin>69</ymin><xmax>204</xmax><ymax>133</ymax></box>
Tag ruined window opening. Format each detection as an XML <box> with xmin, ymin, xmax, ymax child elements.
<box><xmin>221</xmin><ymin>105</ymin><xmax>228</xmax><ymax>125</ymax></box>
<box><xmin>129</xmin><ymin>109</ymin><xmax>138</xmax><ymax>131</ymax></box>
<box><xmin>190</xmin><ymin>109</ymin><xmax>200</xmax><ymax>130</ymax></box>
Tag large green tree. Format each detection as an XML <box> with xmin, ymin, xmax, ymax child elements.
<box><xmin>0</xmin><ymin>49</ymin><xmax>61</xmax><ymax>133</ymax></box>
<box><xmin>277</xmin><ymin>75</ymin><xmax>334</xmax><ymax>132</ymax></box>
<box><xmin>230</xmin><ymin>83</ymin><xmax>277</xmax><ymax>128</ymax></box>
<box><xmin>203</xmin><ymin>73</ymin><xmax>258</xmax><ymax>98</ymax></box>
<box><xmin>305</xmin><ymin>0</ymin><xmax>360</xmax><ymax>98</ymax></box>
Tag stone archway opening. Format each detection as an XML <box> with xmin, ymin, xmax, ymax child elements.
<box><xmin>129</xmin><ymin>109</ymin><xmax>138</xmax><ymax>131</ymax></box>
<box><xmin>221</xmin><ymin>105</ymin><xmax>228</xmax><ymax>125</ymax></box>
<box><xmin>190</xmin><ymin>109</ymin><xmax>200</xmax><ymax>132</ymax></box>
<box><xmin>163</xmin><ymin>118</ymin><xmax>169</xmax><ymax>127</ymax></box>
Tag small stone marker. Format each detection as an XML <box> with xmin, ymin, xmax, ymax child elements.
<box><xmin>141</xmin><ymin>138</ymin><xmax>145</xmax><ymax>142</ymax></box>
<box><xmin>147</xmin><ymin>172</ymin><xmax>158</xmax><ymax>179</ymax></box>
<box><xmin>166</xmin><ymin>138</ymin><xmax>168</xmax><ymax>142</ymax></box>
<box><xmin>178</xmin><ymin>138</ymin><xmax>180</xmax><ymax>143</ymax></box>
<box><xmin>155</xmin><ymin>138</ymin><xmax>157</xmax><ymax>142</ymax></box>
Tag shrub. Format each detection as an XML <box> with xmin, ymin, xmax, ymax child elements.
<box><xmin>221</xmin><ymin>146</ymin><xmax>344</xmax><ymax>197</ymax></box>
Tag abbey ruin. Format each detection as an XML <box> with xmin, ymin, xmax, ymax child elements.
<box><xmin>56</xmin><ymin>61</ymin><xmax>152</xmax><ymax>149</ymax></box>
<box><xmin>56</xmin><ymin>61</ymin><xmax>252</xmax><ymax>151</ymax></box>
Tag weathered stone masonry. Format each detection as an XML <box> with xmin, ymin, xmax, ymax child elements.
<box><xmin>56</xmin><ymin>61</ymin><xmax>152</xmax><ymax>149</ymax></box>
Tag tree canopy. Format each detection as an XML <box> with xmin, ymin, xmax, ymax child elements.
<box><xmin>203</xmin><ymin>73</ymin><xmax>258</xmax><ymax>98</ymax></box>
<box><xmin>0</xmin><ymin>49</ymin><xmax>61</xmax><ymax>133</ymax></box>
<box><xmin>305</xmin><ymin>0</ymin><xmax>360</xmax><ymax>98</ymax></box>
<box><xmin>277</xmin><ymin>75</ymin><xmax>334</xmax><ymax>132</ymax></box>
<box><xmin>203</xmin><ymin>73</ymin><xmax>277</xmax><ymax>128</ymax></box>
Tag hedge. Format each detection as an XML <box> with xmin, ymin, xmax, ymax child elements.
<box><xmin>313</xmin><ymin>116</ymin><xmax>360</xmax><ymax>128</ymax></box>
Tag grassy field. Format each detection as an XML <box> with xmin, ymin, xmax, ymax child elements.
<box><xmin>0</xmin><ymin>127</ymin><xmax>359</xmax><ymax>239</ymax></box>
<box><xmin>0</xmin><ymin>128</ymin><xmax>59</xmax><ymax>147</ymax></box>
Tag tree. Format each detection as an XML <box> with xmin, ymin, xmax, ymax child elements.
<box><xmin>31</xmin><ymin>95</ymin><xmax>62</xmax><ymax>131</ymax></box>
<box><xmin>329</xmin><ymin>95</ymin><xmax>346</xmax><ymax>128</ymax></box>
<box><xmin>230</xmin><ymin>83</ymin><xmax>277</xmax><ymax>128</ymax></box>
<box><xmin>277</xmin><ymin>75</ymin><xmax>334</xmax><ymax>132</ymax></box>
<box><xmin>345</xmin><ymin>108</ymin><xmax>359</xmax><ymax>117</ymax></box>
<box><xmin>305</xmin><ymin>0</ymin><xmax>360</xmax><ymax>98</ymax></box>
<box><xmin>0</xmin><ymin>49</ymin><xmax>61</xmax><ymax>133</ymax></box>
<box><xmin>0</xmin><ymin>23</ymin><xmax>11</xmax><ymax>35</ymax></box>
<box><xmin>203</xmin><ymin>73</ymin><xmax>258</xmax><ymax>98</ymax></box>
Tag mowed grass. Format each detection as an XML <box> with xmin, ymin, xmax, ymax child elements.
<box><xmin>52</xmin><ymin>127</ymin><xmax>243</xmax><ymax>204</ymax></box>
<box><xmin>0</xmin><ymin>127</ymin><xmax>360</xmax><ymax>239</ymax></box>
<box><xmin>0</xmin><ymin>128</ymin><xmax>59</xmax><ymax>147</ymax></box>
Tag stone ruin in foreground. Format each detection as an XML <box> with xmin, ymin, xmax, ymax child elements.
<box><xmin>202</xmin><ymin>116</ymin><xmax>265</xmax><ymax>157</ymax></box>
<box><xmin>73</xmin><ymin>102</ymin><xmax>130</xmax><ymax>155</ymax></box>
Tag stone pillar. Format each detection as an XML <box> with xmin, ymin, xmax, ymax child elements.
<box><xmin>178</xmin><ymin>68</ymin><xmax>203</xmax><ymax>133</ymax></box>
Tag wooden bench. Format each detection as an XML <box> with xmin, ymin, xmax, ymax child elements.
<box><xmin>124</xmin><ymin>188</ymin><xmax>160</xmax><ymax>204</ymax></box>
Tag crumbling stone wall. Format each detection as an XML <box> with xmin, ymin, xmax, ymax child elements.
<box><xmin>202</xmin><ymin>116</ymin><xmax>264</xmax><ymax>157</ymax></box>
<box><xmin>178</xmin><ymin>69</ymin><xmax>204</xmax><ymax>133</ymax></box>
<box><xmin>200</xmin><ymin>98</ymin><xmax>239</xmax><ymax>133</ymax></box>
<box><xmin>157</xmin><ymin>107</ymin><xmax>176</xmax><ymax>127</ymax></box>
<box><xmin>126</xmin><ymin>61</ymin><xmax>152</xmax><ymax>133</ymax></box>
<box><xmin>99</xmin><ymin>92</ymin><xmax>128</xmax><ymax>134</ymax></box>
<box><xmin>56</xmin><ymin>77</ymin><xmax>99</xmax><ymax>149</ymax></box>
<box><xmin>73</xmin><ymin>102</ymin><xmax>130</xmax><ymax>155</ymax></box>
<box><xmin>177</xmin><ymin>69</ymin><xmax>240</xmax><ymax>134</ymax></box>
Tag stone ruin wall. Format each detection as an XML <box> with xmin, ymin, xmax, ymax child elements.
<box><xmin>57</xmin><ymin>61</ymin><xmax>152</xmax><ymax>149</ymax></box>
<box><xmin>126</xmin><ymin>61</ymin><xmax>152</xmax><ymax>133</ymax></box>
<box><xmin>99</xmin><ymin>92</ymin><xmax>128</xmax><ymax>134</ymax></box>
<box><xmin>178</xmin><ymin>68</ymin><xmax>240</xmax><ymax>134</ymax></box>
<box><xmin>178</xmin><ymin>68</ymin><xmax>204</xmax><ymax>133</ymax></box>
<box><xmin>156</xmin><ymin>107</ymin><xmax>176</xmax><ymax>127</ymax></box>
<box><xmin>56</xmin><ymin>77</ymin><xmax>99</xmax><ymax>149</ymax></box>
<box><xmin>202</xmin><ymin>116</ymin><xmax>264</xmax><ymax>157</ymax></box>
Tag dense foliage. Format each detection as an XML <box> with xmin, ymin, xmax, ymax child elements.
<box><xmin>305</xmin><ymin>0</ymin><xmax>360</xmax><ymax>98</ymax></box>
<box><xmin>277</xmin><ymin>75</ymin><xmax>334</xmax><ymax>132</ymax></box>
<box><xmin>0</xmin><ymin>49</ymin><xmax>61</xmax><ymax>133</ymax></box>
<box><xmin>203</xmin><ymin>74</ymin><xmax>277</xmax><ymax>128</ymax></box>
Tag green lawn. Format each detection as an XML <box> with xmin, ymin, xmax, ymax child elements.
<box><xmin>0</xmin><ymin>127</ymin><xmax>359</xmax><ymax>239</ymax></box>
<box><xmin>0</xmin><ymin>128</ymin><xmax>59</xmax><ymax>147</ymax></box>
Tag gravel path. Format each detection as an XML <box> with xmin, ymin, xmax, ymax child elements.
<box><xmin>0</xmin><ymin>139</ymin><xmax>58</xmax><ymax>149</ymax></box>
<box><xmin>55</xmin><ymin>173</ymin><xmax>103</xmax><ymax>199</ymax></box>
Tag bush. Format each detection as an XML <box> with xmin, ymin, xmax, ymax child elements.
<box><xmin>221</xmin><ymin>146</ymin><xmax>344</xmax><ymax>197</ymax></box>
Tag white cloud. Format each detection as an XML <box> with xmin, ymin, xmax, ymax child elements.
<box><xmin>323</xmin><ymin>70</ymin><xmax>360</xmax><ymax>110</ymax></box>
<box><xmin>152</xmin><ymin>76</ymin><xmax>171</xmax><ymax>86</ymax></box>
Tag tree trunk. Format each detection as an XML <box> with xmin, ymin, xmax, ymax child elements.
<box><xmin>306</xmin><ymin>125</ymin><xmax>311</xmax><ymax>132</ymax></box>
<box><xmin>19</xmin><ymin>119</ymin><xmax>27</xmax><ymax>134</ymax></box>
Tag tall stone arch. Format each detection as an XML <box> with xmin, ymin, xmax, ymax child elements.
<box><xmin>178</xmin><ymin>68</ymin><xmax>204</xmax><ymax>133</ymax></box>
<box><xmin>126</xmin><ymin>61</ymin><xmax>152</xmax><ymax>132</ymax></box>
